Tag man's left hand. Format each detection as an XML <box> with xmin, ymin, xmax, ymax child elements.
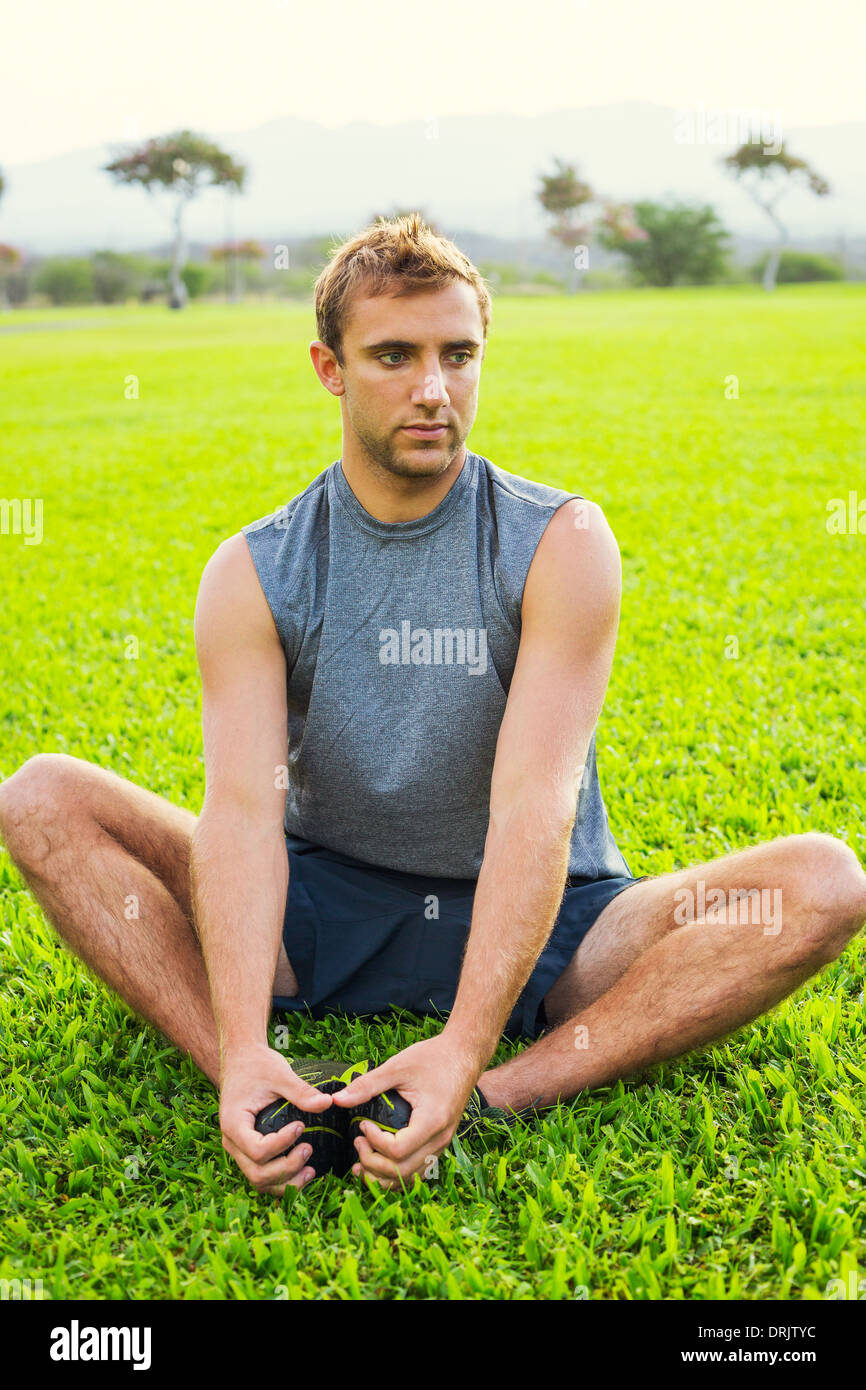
<box><xmin>331</xmin><ymin>1034</ymin><xmax>482</xmax><ymax>1190</ymax></box>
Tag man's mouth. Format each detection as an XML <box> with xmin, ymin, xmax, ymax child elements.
<box><xmin>402</xmin><ymin>424</ymin><xmax>448</xmax><ymax>438</ymax></box>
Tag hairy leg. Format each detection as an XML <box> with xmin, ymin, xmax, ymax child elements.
<box><xmin>0</xmin><ymin>753</ymin><xmax>298</xmax><ymax>1085</ymax></box>
<box><xmin>480</xmin><ymin>832</ymin><xmax>866</xmax><ymax>1110</ymax></box>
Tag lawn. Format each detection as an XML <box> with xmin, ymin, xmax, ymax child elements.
<box><xmin>1</xmin><ymin>286</ymin><xmax>864</xmax><ymax>1300</ymax></box>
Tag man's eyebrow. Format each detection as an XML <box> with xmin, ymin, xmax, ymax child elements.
<box><xmin>362</xmin><ymin>338</ymin><xmax>482</xmax><ymax>353</ymax></box>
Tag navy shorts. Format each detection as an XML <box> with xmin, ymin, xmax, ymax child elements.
<box><xmin>272</xmin><ymin>834</ymin><xmax>647</xmax><ymax>1042</ymax></box>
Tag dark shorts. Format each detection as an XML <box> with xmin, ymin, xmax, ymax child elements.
<box><xmin>272</xmin><ymin>834</ymin><xmax>647</xmax><ymax>1042</ymax></box>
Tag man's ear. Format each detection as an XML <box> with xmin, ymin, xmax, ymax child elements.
<box><xmin>309</xmin><ymin>340</ymin><xmax>345</xmax><ymax>397</ymax></box>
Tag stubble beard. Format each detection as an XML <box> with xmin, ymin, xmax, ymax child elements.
<box><xmin>353</xmin><ymin>419</ymin><xmax>465</xmax><ymax>483</ymax></box>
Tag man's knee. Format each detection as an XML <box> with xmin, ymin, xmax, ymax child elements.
<box><xmin>775</xmin><ymin>832</ymin><xmax>866</xmax><ymax>966</ymax></box>
<box><xmin>0</xmin><ymin>753</ymin><xmax>84</xmax><ymax>866</ymax></box>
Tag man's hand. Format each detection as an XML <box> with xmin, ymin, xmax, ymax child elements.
<box><xmin>332</xmin><ymin>1035</ymin><xmax>481</xmax><ymax>1190</ymax></box>
<box><xmin>219</xmin><ymin>1043</ymin><xmax>334</xmax><ymax>1195</ymax></box>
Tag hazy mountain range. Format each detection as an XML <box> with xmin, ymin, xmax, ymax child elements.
<box><xmin>3</xmin><ymin>102</ymin><xmax>864</xmax><ymax>257</ymax></box>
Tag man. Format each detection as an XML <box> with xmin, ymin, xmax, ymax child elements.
<box><xmin>2</xmin><ymin>214</ymin><xmax>865</xmax><ymax>1197</ymax></box>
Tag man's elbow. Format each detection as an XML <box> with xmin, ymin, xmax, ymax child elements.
<box><xmin>487</xmin><ymin>783</ymin><xmax>578</xmax><ymax>845</ymax></box>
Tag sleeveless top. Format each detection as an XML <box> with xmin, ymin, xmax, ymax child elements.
<box><xmin>241</xmin><ymin>449</ymin><xmax>630</xmax><ymax>881</ymax></box>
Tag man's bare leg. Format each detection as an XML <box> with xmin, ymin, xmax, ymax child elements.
<box><xmin>0</xmin><ymin>753</ymin><xmax>298</xmax><ymax>1086</ymax></box>
<box><xmin>479</xmin><ymin>833</ymin><xmax>866</xmax><ymax>1111</ymax></box>
<box><xmin>5</xmin><ymin>764</ymin><xmax>865</xmax><ymax>1119</ymax></box>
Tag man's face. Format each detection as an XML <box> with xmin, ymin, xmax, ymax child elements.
<box><xmin>325</xmin><ymin>278</ymin><xmax>485</xmax><ymax>481</ymax></box>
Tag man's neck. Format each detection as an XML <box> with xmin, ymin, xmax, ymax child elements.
<box><xmin>339</xmin><ymin>444</ymin><xmax>468</xmax><ymax>524</ymax></box>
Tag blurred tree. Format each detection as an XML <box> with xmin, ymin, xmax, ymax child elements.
<box><xmin>537</xmin><ymin>159</ymin><xmax>594</xmax><ymax>290</ymax></box>
<box><xmin>722</xmin><ymin>142</ymin><xmax>830</xmax><ymax>291</ymax></box>
<box><xmin>103</xmin><ymin>131</ymin><xmax>246</xmax><ymax>309</ymax></box>
<box><xmin>209</xmin><ymin>238</ymin><xmax>266</xmax><ymax>301</ymax></box>
<box><xmin>0</xmin><ymin>243</ymin><xmax>22</xmax><ymax>310</ymax></box>
<box><xmin>599</xmin><ymin>202</ymin><xmax>648</xmax><ymax>245</ymax></box>
<box><xmin>598</xmin><ymin>199</ymin><xmax>730</xmax><ymax>287</ymax></box>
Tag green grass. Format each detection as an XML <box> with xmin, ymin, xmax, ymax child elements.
<box><xmin>1</xmin><ymin>287</ymin><xmax>865</xmax><ymax>1300</ymax></box>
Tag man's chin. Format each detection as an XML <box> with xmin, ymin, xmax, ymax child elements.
<box><xmin>388</xmin><ymin>440</ymin><xmax>460</xmax><ymax>478</ymax></box>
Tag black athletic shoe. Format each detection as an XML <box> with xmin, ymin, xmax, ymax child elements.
<box><xmin>455</xmin><ymin>1084</ymin><xmax>536</xmax><ymax>1137</ymax></box>
<box><xmin>254</xmin><ymin>1060</ymin><xmax>526</xmax><ymax>1178</ymax></box>
<box><xmin>255</xmin><ymin>1081</ymin><xmax>352</xmax><ymax>1176</ymax></box>
<box><xmin>253</xmin><ymin>1058</ymin><xmax>412</xmax><ymax>1178</ymax></box>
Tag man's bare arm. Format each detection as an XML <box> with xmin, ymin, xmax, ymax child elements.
<box><xmin>192</xmin><ymin>534</ymin><xmax>330</xmax><ymax>1193</ymax></box>
<box><xmin>339</xmin><ymin>498</ymin><xmax>622</xmax><ymax>1186</ymax></box>
<box><xmin>443</xmin><ymin>499</ymin><xmax>622</xmax><ymax>1067</ymax></box>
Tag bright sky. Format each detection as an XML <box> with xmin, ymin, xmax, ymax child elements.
<box><xmin>6</xmin><ymin>0</ymin><xmax>865</xmax><ymax>164</ymax></box>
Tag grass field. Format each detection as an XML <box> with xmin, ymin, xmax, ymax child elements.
<box><xmin>1</xmin><ymin>286</ymin><xmax>864</xmax><ymax>1300</ymax></box>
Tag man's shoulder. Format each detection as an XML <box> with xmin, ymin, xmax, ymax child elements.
<box><xmin>474</xmin><ymin>452</ymin><xmax>584</xmax><ymax>516</ymax></box>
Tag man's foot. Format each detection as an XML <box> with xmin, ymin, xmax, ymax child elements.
<box><xmin>254</xmin><ymin>1058</ymin><xmax>412</xmax><ymax>1177</ymax></box>
<box><xmin>455</xmin><ymin>1084</ymin><xmax>535</xmax><ymax>1137</ymax></box>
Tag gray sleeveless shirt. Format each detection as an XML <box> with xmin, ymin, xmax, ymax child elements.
<box><xmin>241</xmin><ymin>450</ymin><xmax>630</xmax><ymax>881</ymax></box>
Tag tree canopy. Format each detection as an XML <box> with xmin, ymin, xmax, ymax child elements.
<box><xmin>103</xmin><ymin>130</ymin><xmax>245</xmax><ymax>198</ymax></box>
<box><xmin>598</xmin><ymin>199</ymin><xmax>730</xmax><ymax>287</ymax></box>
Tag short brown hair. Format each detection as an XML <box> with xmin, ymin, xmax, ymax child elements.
<box><xmin>313</xmin><ymin>212</ymin><xmax>492</xmax><ymax>366</ymax></box>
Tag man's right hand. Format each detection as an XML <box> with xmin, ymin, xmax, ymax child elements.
<box><xmin>219</xmin><ymin>1043</ymin><xmax>333</xmax><ymax>1194</ymax></box>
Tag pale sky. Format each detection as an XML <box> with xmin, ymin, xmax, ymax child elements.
<box><xmin>6</xmin><ymin>0</ymin><xmax>865</xmax><ymax>165</ymax></box>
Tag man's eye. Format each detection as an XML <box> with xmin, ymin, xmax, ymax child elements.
<box><xmin>378</xmin><ymin>352</ymin><xmax>472</xmax><ymax>366</ymax></box>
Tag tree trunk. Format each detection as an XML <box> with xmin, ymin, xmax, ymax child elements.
<box><xmin>762</xmin><ymin>207</ymin><xmax>788</xmax><ymax>293</ymax></box>
<box><xmin>169</xmin><ymin>197</ymin><xmax>189</xmax><ymax>310</ymax></box>
<box><xmin>763</xmin><ymin>240</ymin><xmax>784</xmax><ymax>291</ymax></box>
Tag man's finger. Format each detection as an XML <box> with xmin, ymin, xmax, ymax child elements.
<box><xmin>353</xmin><ymin>1118</ymin><xmax>413</xmax><ymax>1164</ymax></box>
<box><xmin>353</xmin><ymin>1133</ymin><xmax>445</xmax><ymax>1180</ymax></box>
<box><xmin>357</xmin><ymin>1090</ymin><xmax>452</xmax><ymax>1157</ymax></box>
<box><xmin>331</xmin><ymin>1063</ymin><xmax>394</xmax><ymax>1106</ymax></box>
<box><xmin>352</xmin><ymin>1135</ymin><xmax>414</xmax><ymax>1187</ymax></box>
<box><xmin>223</xmin><ymin>1115</ymin><xmax>305</xmax><ymax>1163</ymax></box>
<box><xmin>288</xmin><ymin>1078</ymin><xmax>336</xmax><ymax>1110</ymax></box>
<box><xmin>352</xmin><ymin>1133</ymin><xmax>441</xmax><ymax>1190</ymax></box>
<box><xmin>255</xmin><ymin>1160</ymin><xmax>318</xmax><ymax>1196</ymax></box>
<box><xmin>223</xmin><ymin>1131</ymin><xmax>317</xmax><ymax>1189</ymax></box>
<box><xmin>356</xmin><ymin>1116</ymin><xmax>435</xmax><ymax>1164</ymax></box>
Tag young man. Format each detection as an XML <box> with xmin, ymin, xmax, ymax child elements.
<box><xmin>2</xmin><ymin>215</ymin><xmax>865</xmax><ymax>1196</ymax></box>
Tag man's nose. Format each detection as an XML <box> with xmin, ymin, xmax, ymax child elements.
<box><xmin>413</xmin><ymin>366</ymin><xmax>449</xmax><ymax>406</ymax></box>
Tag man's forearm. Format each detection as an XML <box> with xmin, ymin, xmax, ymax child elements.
<box><xmin>443</xmin><ymin>797</ymin><xmax>576</xmax><ymax>1072</ymax></box>
<box><xmin>189</xmin><ymin>810</ymin><xmax>288</xmax><ymax>1066</ymax></box>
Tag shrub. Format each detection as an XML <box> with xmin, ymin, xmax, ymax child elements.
<box><xmin>750</xmin><ymin>250</ymin><xmax>844</xmax><ymax>283</ymax></box>
<box><xmin>186</xmin><ymin>261</ymin><xmax>225</xmax><ymax>298</ymax></box>
<box><xmin>598</xmin><ymin>199</ymin><xmax>730</xmax><ymax>286</ymax></box>
<box><xmin>32</xmin><ymin>257</ymin><xmax>94</xmax><ymax>305</ymax></box>
<box><xmin>90</xmin><ymin>251</ymin><xmax>147</xmax><ymax>304</ymax></box>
